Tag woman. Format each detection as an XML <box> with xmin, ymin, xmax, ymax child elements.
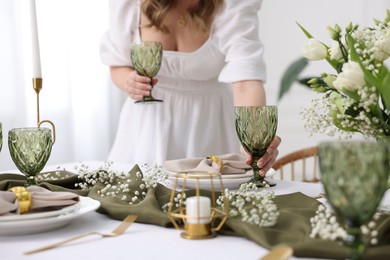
<box><xmin>100</xmin><ymin>0</ymin><xmax>281</xmax><ymax>177</ymax></box>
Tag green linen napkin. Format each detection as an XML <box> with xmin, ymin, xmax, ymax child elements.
<box><xmin>1</xmin><ymin>166</ymin><xmax>390</xmax><ymax>259</ymax></box>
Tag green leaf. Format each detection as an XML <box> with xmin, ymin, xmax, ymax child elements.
<box><xmin>278</xmin><ymin>57</ymin><xmax>309</xmax><ymax>101</ymax></box>
<box><xmin>342</xmin><ymin>89</ymin><xmax>360</xmax><ymax>102</ymax></box>
<box><xmin>296</xmin><ymin>22</ymin><xmax>314</xmax><ymax>39</ymax></box>
<box><xmin>298</xmin><ymin>77</ymin><xmax>314</xmax><ymax>88</ymax></box>
<box><xmin>377</xmin><ymin>66</ymin><xmax>390</xmax><ymax>110</ymax></box>
<box><xmin>347</xmin><ymin>34</ymin><xmax>390</xmax><ymax>110</ymax></box>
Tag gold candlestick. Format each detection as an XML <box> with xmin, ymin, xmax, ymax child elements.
<box><xmin>32</xmin><ymin>77</ymin><xmax>56</xmax><ymax>144</ymax></box>
<box><xmin>32</xmin><ymin>78</ymin><xmax>42</xmax><ymax>125</ymax></box>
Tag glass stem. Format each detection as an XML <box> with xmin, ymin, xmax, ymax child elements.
<box><xmin>252</xmin><ymin>156</ymin><xmax>263</xmax><ymax>182</ymax></box>
<box><xmin>25</xmin><ymin>175</ymin><xmax>37</xmax><ymax>187</ymax></box>
<box><xmin>345</xmin><ymin>226</ymin><xmax>365</xmax><ymax>260</ymax></box>
<box><xmin>144</xmin><ymin>78</ymin><xmax>154</xmax><ymax>100</ymax></box>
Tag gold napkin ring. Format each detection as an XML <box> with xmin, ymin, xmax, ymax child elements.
<box><xmin>207</xmin><ymin>156</ymin><xmax>223</xmax><ymax>171</ymax></box>
<box><xmin>8</xmin><ymin>186</ymin><xmax>32</xmax><ymax>214</ymax></box>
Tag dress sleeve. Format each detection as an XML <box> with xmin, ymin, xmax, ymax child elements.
<box><xmin>100</xmin><ymin>0</ymin><xmax>139</xmax><ymax>66</ymax></box>
<box><xmin>214</xmin><ymin>0</ymin><xmax>267</xmax><ymax>83</ymax></box>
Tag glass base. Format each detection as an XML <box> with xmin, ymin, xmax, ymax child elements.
<box><xmin>135</xmin><ymin>96</ymin><xmax>163</xmax><ymax>103</ymax></box>
<box><xmin>247</xmin><ymin>178</ymin><xmax>276</xmax><ymax>188</ymax></box>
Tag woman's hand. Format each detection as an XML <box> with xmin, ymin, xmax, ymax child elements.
<box><xmin>109</xmin><ymin>66</ymin><xmax>157</xmax><ymax>101</ymax></box>
<box><xmin>125</xmin><ymin>70</ymin><xmax>159</xmax><ymax>101</ymax></box>
<box><xmin>241</xmin><ymin>135</ymin><xmax>282</xmax><ymax>176</ymax></box>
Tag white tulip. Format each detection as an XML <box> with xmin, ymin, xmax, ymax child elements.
<box><xmin>302</xmin><ymin>38</ymin><xmax>327</xmax><ymax>60</ymax></box>
<box><xmin>333</xmin><ymin>61</ymin><xmax>365</xmax><ymax>92</ymax></box>
<box><xmin>329</xmin><ymin>41</ymin><xmax>343</xmax><ymax>60</ymax></box>
<box><xmin>373</xmin><ymin>29</ymin><xmax>390</xmax><ymax>62</ymax></box>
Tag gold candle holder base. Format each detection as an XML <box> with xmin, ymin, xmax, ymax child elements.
<box><xmin>180</xmin><ymin>223</ymin><xmax>217</xmax><ymax>240</ymax></box>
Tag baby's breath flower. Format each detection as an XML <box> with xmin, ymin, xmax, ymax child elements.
<box><xmin>310</xmin><ymin>205</ymin><xmax>379</xmax><ymax>246</ymax></box>
<box><xmin>217</xmin><ymin>183</ymin><xmax>279</xmax><ymax>227</ymax></box>
<box><xmin>73</xmin><ymin>162</ymin><xmax>168</xmax><ymax>205</ymax></box>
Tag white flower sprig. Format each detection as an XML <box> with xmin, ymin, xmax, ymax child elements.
<box><xmin>217</xmin><ymin>183</ymin><xmax>279</xmax><ymax>227</ymax></box>
<box><xmin>36</xmin><ymin>169</ymin><xmax>74</xmax><ymax>181</ymax></box>
<box><xmin>140</xmin><ymin>163</ymin><xmax>169</xmax><ymax>189</ymax></box>
<box><xmin>310</xmin><ymin>204</ymin><xmax>380</xmax><ymax>245</ymax></box>
<box><xmin>161</xmin><ymin>193</ymin><xmax>187</xmax><ymax>213</ymax></box>
<box><xmin>74</xmin><ymin>162</ymin><xmax>168</xmax><ymax>205</ymax></box>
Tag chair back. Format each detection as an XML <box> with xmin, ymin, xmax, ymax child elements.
<box><xmin>272</xmin><ymin>146</ymin><xmax>319</xmax><ymax>182</ymax></box>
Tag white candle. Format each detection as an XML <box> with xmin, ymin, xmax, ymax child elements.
<box><xmin>186</xmin><ymin>196</ymin><xmax>211</xmax><ymax>224</ymax></box>
<box><xmin>30</xmin><ymin>0</ymin><xmax>42</xmax><ymax>78</ymax></box>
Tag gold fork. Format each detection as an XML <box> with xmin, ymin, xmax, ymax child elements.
<box><xmin>260</xmin><ymin>245</ymin><xmax>293</xmax><ymax>260</ymax></box>
<box><xmin>24</xmin><ymin>214</ymin><xmax>137</xmax><ymax>255</ymax></box>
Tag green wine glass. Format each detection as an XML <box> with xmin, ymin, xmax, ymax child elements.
<box><xmin>8</xmin><ymin>127</ymin><xmax>53</xmax><ymax>187</ymax></box>
<box><xmin>0</xmin><ymin>122</ymin><xmax>2</xmax><ymax>153</ymax></box>
<box><xmin>131</xmin><ymin>41</ymin><xmax>163</xmax><ymax>103</ymax></box>
<box><xmin>318</xmin><ymin>141</ymin><xmax>389</xmax><ymax>260</ymax></box>
<box><xmin>235</xmin><ymin>106</ymin><xmax>278</xmax><ymax>187</ymax></box>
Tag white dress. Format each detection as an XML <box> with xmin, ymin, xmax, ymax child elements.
<box><xmin>100</xmin><ymin>0</ymin><xmax>267</xmax><ymax>165</ymax></box>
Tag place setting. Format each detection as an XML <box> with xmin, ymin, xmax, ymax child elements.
<box><xmin>0</xmin><ymin>0</ymin><xmax>100</xmax><ymax>236</ymax></box>
<box><xmin>163</xmin><ymin>153</ymin><xmax>276</xmax><ymax>191</ymax></box>
<box><xmin>0</xmin><ymin>120</ymin><xmax>100</xmax><ymax>236</ymax></box>
<box><xmin>0</xmin><ymin>189</ymin><xmax>99</xmax><ymax>236</ymax></box>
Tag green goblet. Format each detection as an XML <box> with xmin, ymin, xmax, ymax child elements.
<box><xmin>131</xmin><ymin>41</ymin><xmax>163</xmax><ymax>103</ymax></box>
<box><xmin>8</xmin><ymin>127</ymin><xmax>53</xmax><ymax>187</ymax></box>
<box><xmin>235</xmin><ymin>106</ymin><xmax>278</xmax><ymax>187</ymax></box>
<box><xmin>318</xmin><ymin>141</ymin><xmax>389</xmax><ymax>260</ymax></box>
<box><xmin>0</xmin><ymin>122</ymin><xmax>2</xmax><ymax>153</ymax></box>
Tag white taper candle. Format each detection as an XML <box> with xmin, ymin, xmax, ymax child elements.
<box><xmin>30</xmin><ymin>0</ymin><xmax>42</xmax><ymax>78</ymax></box>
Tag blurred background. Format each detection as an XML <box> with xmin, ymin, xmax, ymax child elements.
<box><xmin>1</xmin><ymin>0</ymin><xmax>389</xmax><ymax>170</ymax></box>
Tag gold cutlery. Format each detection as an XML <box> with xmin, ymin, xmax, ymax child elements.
<box><xmin>260</xmin><ymin>244</ymin><xmax>293</xmax><ymax>260</ymax></box>
<box><xmin>24</xmin><ymin>214</ymin><xmax>137</xmax><ymax>255</ymax></box>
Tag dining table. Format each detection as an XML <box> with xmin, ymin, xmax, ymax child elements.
<box><xmin>1</xmin><ymin>161</ymin><xmax>389</xmax><ymax>260</ymax></box>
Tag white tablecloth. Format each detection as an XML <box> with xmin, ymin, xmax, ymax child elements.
<box><xmin>1</xmin><ymin>161</ymin><xmax>389</xmax><ymax>260</ymax></box>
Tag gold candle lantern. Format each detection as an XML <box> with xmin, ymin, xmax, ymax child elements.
<box><xmin>167</xmin><ymin>170</ymin><xmax>229</xmax><ymax>240</ymax></box>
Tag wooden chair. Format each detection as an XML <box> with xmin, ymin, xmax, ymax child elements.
<box><xmin>272</xmin><ymin>146</ymin><xmax>319</xmax><ymax>183</ymax></box>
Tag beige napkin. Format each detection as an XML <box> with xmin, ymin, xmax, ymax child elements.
<box><xmin>0</xmin><ymin>186</ymin><xmax>79</xmax><ymax>216</ymax></box>
<box><xmin>164</xmin><ymin>153</ymin><xmax>251</xmax><ymax>175</ymax></box>
<box><xmin>0</xmin><ymin>192</ymin><xmax>19</xmax><ymax>215</ymax></box>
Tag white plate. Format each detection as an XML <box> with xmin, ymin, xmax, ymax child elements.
<box><xmin>0</xmin><ymin>196</ymin><xmax>100</xmax><ymax>236</ymax></box>
<box><xmin>166</xmin><ymin>169</ymin><xmax>275</xmax><ymax>191</ymax></box>
<box><xmin>0</xmin><ymin>200</ymin><xmax>81</xmax><ymax>222</ymax></box>
<box><xmin>166</xmin><ymin>169</ymin><xmax>254</xmax><ymax>180</ymax></box>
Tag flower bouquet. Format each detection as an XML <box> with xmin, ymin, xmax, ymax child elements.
<box><xmin>279</xmin><ymin>10</ymin><xmax>390</xmax><ymax>139</ymax></box>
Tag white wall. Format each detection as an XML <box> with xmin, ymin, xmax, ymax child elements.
<box><xmin>259</xmin><ymin>0</ymin><xmax>390</xmax><ymax>157</ymax></box>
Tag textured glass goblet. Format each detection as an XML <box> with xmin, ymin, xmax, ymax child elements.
<box><xmin>0</xmin><ymin>122</ymin><xmax>2</xmax><ymax>153</ymax></box>
<box><xmin>131</xmin><ymin>41</ymin><xmax>163</xmax><ymax>103</ymax></box>
<box><xmin>235</xmin><ymin>106</ymin><xmax>278</xmax><ymax>187</ymax></box>
<box><xmin>8</xmin><ymin>127</ymin><xmax>53</xmax><ymax>187</ymax></box>
<box><xmin>318</xmin><ymin>141</ymin><xmax>389</xmax><ymax>260</ymax></box>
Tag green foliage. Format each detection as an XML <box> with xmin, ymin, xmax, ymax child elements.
<box><xmin>278</xmin><ymin>57</ymin><xmax>309</xmax><ymax>101</ymax></box>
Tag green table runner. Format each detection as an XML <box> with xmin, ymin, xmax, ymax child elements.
<box><xmin>1</xmin><ymin>166</ymin><xmax>389</xmax><ymax>259</ymax></box>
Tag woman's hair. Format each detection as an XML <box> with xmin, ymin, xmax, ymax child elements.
<box><xmin>142</xmin><ymin>0</ymin><xmax>224</xmax><ymax>33</ymax></box>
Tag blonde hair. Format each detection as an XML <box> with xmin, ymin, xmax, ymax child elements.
<box><xmin>142</xmin><ymin>0</ymin><xmax>224</xmax><ymax>33</ymax></box>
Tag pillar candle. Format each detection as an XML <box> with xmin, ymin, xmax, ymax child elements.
<box><xmin>186</xmin><ymin>196</ymin><xmax>211</xmax><ymax>224</ymax></box>
<box><xmin>30</xmin><ymin>0</ymin><xmax>42</xmax><ymax>78</ymax></box>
